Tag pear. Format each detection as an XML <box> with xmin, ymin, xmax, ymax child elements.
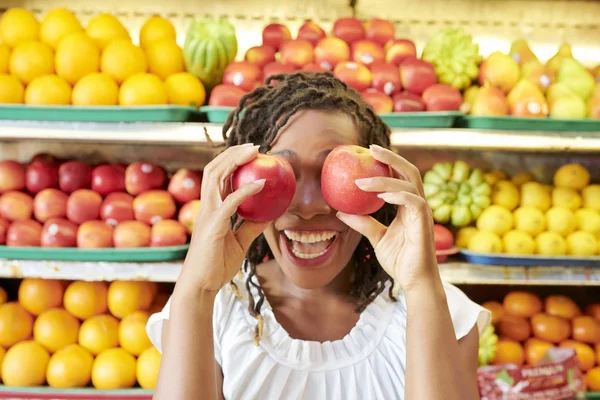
<box><xmin>478</xmin><ymin>51</ymin><xmax>520</xmax><ymax>94</ymax></box>
<box><xmin>588</xmin><ymin>96</ymin><xmax>600</xmax><ymax>119</ymax></box>
<box><xmin>521</xmin><ymin>60</ymin><xmax>554</xmax><ymax>93</ymax></box>
<box><xmin>546</xmin><ymin>83</ymin><xmax>586</xmax><ymax>119</ymax></box>
<box><xmin>593</xmin><ymin>65</ymin><xmax>600</xmax><ymax>81</ymax></box>
<box><xmin>471</xmin><ymin>84</ymin><xmax>509</xmax><ymax>116</ymax></box>
<box><xmin>506</xmin><ymin>80</ymin><xmax>548</xmax><ymax>117</ymax></box>
<box><xmin>509</xmin><ymin>39</ymin><xmax>538</xmax><ymax>66</ymax></box>
<box><xmin>546</xmin><ymin>43</ymin><xmax>573</xmax><ymax>77</ymax></box>
<box><xmin>460</xmin><ymin>85</ymin><xmax>480</xmax><ymax>113</ymax></box>
<box><xmin>558</xmin><ymin>58</ymin><xmax>596</xmax><ymax>100</ymax></box>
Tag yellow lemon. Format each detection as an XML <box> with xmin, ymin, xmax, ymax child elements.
<box><xmin>119</xmin><ymin>74</ymin><xmax>167</xmax><ymax>106</ymax></box>
<box><xmin>72</xmin><ymin>73</ymin><xmax>119</xmax><ymax>106</ymax></box>
<box><xmin>552</xmin><ymin>187</ymin><xmax>582</xmax><ymax>210</ymax></box>
<box><xmin>0</xmin><ymin>8</ymin><xmax>40</xmax><ymax>48</ymax></box>
<box><xmin>63</xmin><ymin>281</ymin><xmax>108</xmax><ymax>320</ymax></box>
<box><xmin>554</xmin><ymin>163</ymin><xmax>590</xmax><ymax>190</ymax></box>
<box><xmin>136</xmin><ymin>346</ymin><xmax>161</xmax><ymax>389</ymax></box>
<box><xmin>520</xmin><ymin>182</ymin><xmax>551</xmax><ymax>211</ymax></box>
<box><xmin>18</xmin><ymin>278</ymin><xmax>64</xmax><ymax>316</ymax></box>
<box><xmin>575</xmin><ymin>209</ymin><xmax>600</xmax><ymax>236</ymax></box>
<box><xmin>513</xmin><ymin>206</ymin><xmax>546</xmax><ymax>236</ymax></box>
<box><xmin>40</xmin><ymin>8</ymin><xmax>82</xmax><ymax>49</ymax></box>
<box><xmin>503</xmin><ymin>230</ymin><xmax>535</xmax><ymax>255</ymax></box>
<box><xmin>582</xmin><ymin>185</ymin><xmax>600</xmax><ymax>211</ymax></box>
<box><xmin>511</xmin><ymin>172</ymin><xmax>534</xmax><ymax>187</ymax></box>
<box><xmin>546</xmin><ymin>207</ymin><xmax>576</xmax><ymax>236</ymax></box>
<box><xmin>46</xmin><ymin>344</ymin><xmax>93</xmax><ymax>388</ymax></box>
<box><xmin>456</xmin><ymin>226</ymin><xmax>478</xmax><ymax>249</ymax></box>
<box><xmin>566</xmin><ymin>231</ymin><xmax>597</xmax><ymax>256</ymax></box>
<box><xmin>467</xmin><ymin>231</ymin><xmax>503</xmax><ymax>253</ymax></box>
<box><xmin>165</xmin><ymin>72</ymin><xmax>206</xmax><ymax>107</ymax></box>
<box><xmin>491</xmin><ymin>180</ymin><xmax>520</xmax><ymax>211</ymax></box>
<box><xmin>0</xmin><ymin>44</ymin><xmax>10</xmax><ymax>73</ymax></box>
<box><xmin>118</xmin><ymin>311</ymin><xmax>152</xmax><ymax>356</ymax></box>
<box><xmin>92</xmin><ymin>348</ymin><xmax>137</xmax><ymax>389</ymax></box>
<box><xmin>107</xmin><ymin>281</ymin><xmax>153</xmax><ymax>318</ymax></box>
<box><xmin>140</xmin><ymin>16</ymin><xmax>177</xmax><ymax>50</ymax></box>
<box><xmin>78</xmin><ymin>314</ymin><xmax>119</xmax><ymax>355</ymax></box>
<box><xmin>476</xmin><ymin>205</ymin><xmax>514</xmax><ymax>236</ymax></box>
<box><xmin>1</xmin><ymin>341</ymin><xmax>50</xmax><ymax>387</ymax></box>
<box><xmin>0</xmin><ymin>302</ymin><xmax>34</xmax><ymax>347</ymax></box>
<box><xmin>483</xmin><ymin>171</ymin><xmax>507</xmax><ymax>186</ymax></box>
<box><xmin>146</xmin><ymin>38</ymin><xmax>184</xmax><ymax>80</ymax></box>
<box><xmin>536</xmin><ymin>232</ymin><xmax>567</xmax><ymax>256</ymax></box>
<box><xmin>0</xmin><ymin>74</ymin><xmax>25</xmax><ymax>103</ymax></box>
<box><xmin>9</xmin><ymin>40</ymin><xmax>54</xmax><ymax>85</ymax></box>
<box><xmin>55</xmin><ymin>32</ymin><xmax>99</xmax><ymax>84</ymax></box>
<box><xmin>25</xmin><ymin>75</ymin><xmax>71</xmax><ymax>105</ymax></box>
<box><xmin>33</xmin><ymin>308</ymin><xmax>80</xmax><ymax>354</ymax></box>
<box><xmin>0</xmin><ymin>346</ymin><xmax>5</xmax><ymax>381</ymax></box>
<box><xmin>85</xmin><ymin>13</ymin><xmax>130</xmax><ymax>50</ymax></box>
<box><xmin>101</xmin><ymin>39</ymin><xmax>147</xmax><ymax>84</ymax></box>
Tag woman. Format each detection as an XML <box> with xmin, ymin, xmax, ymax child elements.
<box><xmin>147</xmin><ymin>72</ymin><xmax>490</xmax><ymax>400</ymax></box>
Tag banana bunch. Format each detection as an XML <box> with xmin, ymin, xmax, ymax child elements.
<box><xmin>422</xmin><ymin>28</ymin><xmax>482</xmax><ymax>91</ymax></box>
<box><xmin>423</xmin><ymin>161</ymin><xmax>492</xmax><ymax>227</ymax></box>
<box><xmin>478</xmin><ymin>325</ymin><xmax>499</xmax><ymax>366</ymax></box>
<box><xmin>183</xmin><ymin>18</ymin><xmax>238</xmax><ymax>90</ymax></box>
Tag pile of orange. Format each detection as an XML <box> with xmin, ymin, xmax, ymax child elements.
<box><xmin>0</xmin><ymin>278</ymin><xmax>167</xmax><ymax>389</ymax></box>
<box><xmin>483</xmin><ymin>291</ymin><xmax>600</xmax><ymax>392</ymax></box>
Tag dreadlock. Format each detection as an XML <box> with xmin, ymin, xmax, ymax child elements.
<box><xmin>221</xmin><ymin>71</ymin><xmax>397</xmax><ymax>344</ymax></box>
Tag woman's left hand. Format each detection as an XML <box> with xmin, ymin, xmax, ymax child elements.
<box><xmin>336</xmin><ymin>144</ymin><xmax>440</xmax><ymax>294</ymax></box>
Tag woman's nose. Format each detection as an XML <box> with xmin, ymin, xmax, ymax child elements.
<box><xmin>289</xmin><ymin>178</ymin><xmax>331</xmax><ymax>220</ymax></box>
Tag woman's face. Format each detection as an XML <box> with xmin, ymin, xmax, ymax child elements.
<box><xmin>263</xmin><ymin>109</ymin><xmax>363</xmax><ymax>290</ymax></box>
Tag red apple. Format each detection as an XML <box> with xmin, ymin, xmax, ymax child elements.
<box><xmin>422</xmin><ymin>83</ymin><xmax>463</xmax><ymax>112</ymax></box>
<box><xmin>370</xmin><ymin>62</ymin><xmax>401</xmax><ymax>95</ymax></box>
<box><xmin>333</xmin><ymin>62</ymin><xmax>372</xmax><ymax>92</ymax></box>
<box><xmin>6</xmin><ymin>219</ymin><xmax>42</xmax><ymax>247</ymax></box>
<box><xmin>262</xmin><ymin>23</ymin><xmax>292</xmax><ymax>51</ymax></box>
<box><xmin>434</xmin><ymin>224</ymin><xmax>454</xmax><ymax>262</ymax></box>
<box><xmin>263</xmin><ymin>62</ymin><xmax>297</xmax><ymax>82</ymax></box>
<box><xmin>125</xmin><ymin>162</ymin><xmax>167</xmax><ymax>196</ymax></box>
<box><xmin>133</xmin><ymin>190</ymin><xmax>177</xmax><ymax>225</ymax></box>
<box><xmin>91</xmin><ymin>164</ymin><xmax>125</xmax><ymax>196</ymax></box>
<box><xmin>0</xmin><ymin>191</ymin><xmax>34</xmax><ymax>221</ymax></box>
<box><xmin>178</xmin><ymin>200</ymin><xmax>200</xmax><ymax>234</ymax></box>
<box><xmin>41</xmin><ymin>217</ymin><xmax>78</xmax><ymax>248</ymax></box>
<box><xmin>0</xmin><ymin>218</ymin><xmax>9</xmax><ymax>244</ymax></box>
<box><xmin>297</xmin><ymin>20</ymin><xmax>326</xmax><ymax>47</ymax></box>
<box><xmin>66</xmin><ymin>189</ymin><xmax>102</xmax><ymax>224</ymax></box>
<box><xmin>321</xmin><ymin>145</ymin><xmax>391</xmax><ymax>215</ymax></box>
<box><xmin>314</xmin><ymin>37</ymin><xmax>350</xmax><ymax>70</ymax></box>
<box><xmin>399</xmin><ymin>58</ymin><xmax>437</xmax><ymax>94</ymax></box>
<box><xmin>222</xmin><ymin>61</ymin><xmax>263</xmax><ymax>92</ymax></box>
<box><xmin>113</xmin><ymin>220</ymin><xmax>151</xmax><ymax>248</ymax></box>
<box><xmin>0</xmin><ymin>161</ymin><xmax>26</xmax><ymax>193</ymax></box>
<box><xmin>77</xmin><ymin>220</ymin><xmax>113</xmax><ymax>249</ymax></box>
<box><xmin>361</xmin><ymin>89</ymin><xmax>393</xmax><ymax>113</ymax></box>
<box><xmin>100</xmin><ymin>192</ymin><xmax>134</xmax><ymax>225</ymax></box>
<box><xmin>30</xmin><ymin>153</ymin><xmax>60</xmax><ymax>165</ymax></box>
<box><xmin>58</xmin><ymin>161</ymin><xmax>92</xmax><ymax>193</ymax></box>
<box><xmin>34</xmin><ymin>188</ymin><xmax>68</xmax><ymax>223</ymax></box>
<box><xmin>245</xmin><ymin>45</ymin><xmax>276</xmax><ymax>68</ymax></box>
<box><xmin>351</xmin><ymin>40</ymin><xmax>385</xmax><ymax>67</ymax></box>
<box><xmin>150</xmin><ymin>220</ymin><xmax>188</xmax><ymax>247</ymax></box>
<box><xmin>302</xmin><ymin>63</ymin><xmax>328</xmax><ymax>73</ymax></box>
<box><xmin>333</xmin><ymin>17</ymin><xmax>366</xmax><ymax>45</ymax></box>
<box><xmin>26</xmin><ymin>159</ymin><xmax>59</xmax><ymax>195</ymax></box>
<box><xmin>365</xmin><ymin>18</ymin><xmax>395</xmax><ymax>47</ymax></box>
<box><xmin>392</xmin><ymin>91</ymin><xmax>426</xmax><ymax>112</ymax></box>
<box><xmin>168</xmin><ymin>169</ymin><xmax>201</xmax><ymax>205</ymax></box>
<box><xmin>231</xmin><ymin>154</ymin><xmax>296</xmax><ymax>222</ymax></box>
<box><xmin>208</xmin><ymin>84</ymin><xmax>247</xmax><ymax>107</ymax></box>
<box><xmin>280</xmin><ymin>39</ymin><xmax>314</xmax><ymax>69</ymax></box>
<box><xmin>385</xmin><ymin>39</ymin><xmax>417</xmax><ymax>65</ymax></box>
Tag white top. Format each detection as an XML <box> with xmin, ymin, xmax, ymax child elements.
<box><xmin>147</xmin><ymin>272</ymin><xmax>490</xmax><ymax>400</ymax></box>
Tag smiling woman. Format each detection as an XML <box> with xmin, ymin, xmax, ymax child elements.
<box><xmin>147</xmin><ymin>72</ymin><xmax>490</xmax><ymax>400</ymax></box>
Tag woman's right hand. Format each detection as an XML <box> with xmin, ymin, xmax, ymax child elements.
<box><xmin>179</xmin><ymin>143</ymin><xmax>270</xmax><ymax>293</ymax></box>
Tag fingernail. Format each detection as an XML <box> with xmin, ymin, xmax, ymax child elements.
<box><xmin>377</xmin><ymin>192</ymin><xmax>392</xmax><ymax>199</ymax></box>
<box><xmin>254</xmin><ymin>179</ymin><xmax>266</xmax><ymax>185</ymax></box>
<box><xmin>370</xmin><ymin>144</ymin><xmax>384</xmax><ymax>152</ymax></box>
<box><xmin>241</xmin><ymin>143</ymin><xmax>254</xmax><ymax>147</ymax></box>
<box><xmin>355</xmin><ymin>178</ymin><xmax>372</xmax><ymax>187</ymax></box>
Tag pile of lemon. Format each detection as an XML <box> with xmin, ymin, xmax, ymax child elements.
<box><xmin>458</xmin><ymin>163</ymin><xmax>600</xmax><ymax>256</ymax></box>
<box><xmin>0</xmin><ymin>8</ymin><xmax>205</xmax><ymax>107</ymax></box>
<box><xmin>0</xmin><ymin>278</ymin><xmax>167</xmax><ymax>389</ymax></box>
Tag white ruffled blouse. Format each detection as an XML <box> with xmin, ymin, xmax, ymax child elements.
<box><xmin>147</xmin><ymin>272</ymin><xmax>490</xmax><ymax>400</ymax></box>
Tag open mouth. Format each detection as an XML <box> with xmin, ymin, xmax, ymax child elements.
<box><xmin>280</xmin><ymin>230</ymin><xmax>340</xmax><ymax>267</ymax></box>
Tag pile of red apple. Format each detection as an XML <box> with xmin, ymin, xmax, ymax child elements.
<box><xmin>0</xmin><ymin>154</ymin><xmax>201</xmax><ymax>250</ymax></box>
<box><xmin>208</xmin><ymin>18</ymin><xmax>463</xmax><ymax>114</ymax></box>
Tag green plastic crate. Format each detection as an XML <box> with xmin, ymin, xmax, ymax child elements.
<box><xmin>0</xmin><ymin>245</ymin><xmax>189</xmax><ymax>262</ymax></box>
<box><xmin>0</xmin><ymin>105</ymin><xmax>195</xmax><ymax>122</ymax></box>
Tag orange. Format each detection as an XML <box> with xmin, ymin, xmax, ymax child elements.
<box><xmin>492</xmin><ymin>339</ymin><xmax>524</xmax><ymax>366</ymax></box>
<box><xmin>0</xmin><ymin>74</ymin><xmax>24</xmax><ymax>104</ymax></box>
<box><xmin>63</xmin><ymin>281</ymin><xmax>108</xmax><ymax>320</ymax></box>
<box><xmin>55</xmin><ymin>32</ymin><xmax>100</xmax><ymax>84</ymax></box>
<box><xmin>164</xmin><ymin>72</ymin><xmax>206</xmax><ymax>107</ymax></box>
<box><xmin>18</xmin><ymin>278</ymin><xmax>64</xmax><ymax>316</ymax></box>
<box><xmin>118</xmin><ymin>311</ymin><xmax>152</xmax><ymax>356</ymax></box>
<box><xmin>0</xmin><ymin>286</ymin><xmax>7</xmax><ymax>304</ymax></box>
<box><xmin>589</xmin><ymin>367</ymin><xmax>600</xmax><ymax>391</ymax></box>
<box><xmin>503</xmin><ymin>291</ymin><xmax>542</xmax><ymax>318</ymax></box>
<box><xmin>139</xmin><ymin>16</ymin><xmax>176</xmax><ymax>50</ymax></box>
<box><xmin>72</xmin><ymin>72</ymin><xmax>119</xmax><ymax>106</ymax></box>
<box><xmin>78</xmin><ymin>314</ymin><xmax>119</xmax><ymax>355</ymax></box>
<box><xmin>149</xmin><ymin>292</ymin><xmax>169</xmax><ymax>314</ymax></box>
<box><xmin>497</xmin><ymin>315</ymin><xmax>531</xmax><ymax>342</ymax></box>
<box><xmin>136</xmin><ymin>346</ymin><xmax>161</xmax><ymax>389</ymax></box>
<box><xmin>544</xmin><ymin>295</ymin><xmax>581</xmax><ymax>320</ymax></box>
<box><xmin>46</xmin><ymin>344</ymin><xmax>93</xmax><ymax>388</ymax></box>
<box><xmin>40</xmin><ymin>8</ymin><xmax>82</xmax><ymax>49</ymax></box>
<box><xmin>101</xmin><ymin>39</ymin><xmax>147</xmax><ymax>84</ymax></box>
<box><xmin>0</xmin><ymin>44</ymin><xmax>9</xmax><ymax>73</ymax></box>
<box><xmin>524</xmin><ymin>337</ymin><xmax>554</xmax><ymax>365</ymax></box>
<box><xmin>559</xmin><ymin>340</ymin><xmax>596</xmax><ymax>372</ymax></box>
<box><xmin>531</xmin><ymin>313</ymin><xmax>571</xmax><ymax>343</ymax></box>
<box><xmin>33</xmin><ymin>308</ymin><xmax>80</xmax><ymax>353</ymax></box>
<box><xmin>0</xmin><ymin>8</ymin><xmax>40</xmax><ymax>48</ymax></box>
<box><xmin>25</xmin><ymin>75</ymin><xmax>72</xmax><ymax>105</ymax></box>
<box><xmin>1</xmin><ymin>340</ymin><xmax>50</xmax><ymax>386</ymax></box>
<box><xmin>107</xmin><ymin>281</ymin><xmax>152</xmax><ymax>318</ymax></box>
<box><xmin>85</xmin><ymin>13</ymin><xmax>130</xmax><ymax>50</ymax></box>
<box><xmin>146</xmin><ymin>38</ymin><xmax>184</xmax><ymax>80</ymax></box>
<box><xmin>0</xmin><ymin>302</ymin><xmax>34</xmax><ymax>347</ymax></box>
<box><xmin>9</xmin><ymin>40</ymin><xmax>54</xmax><ymax>84</ymax></box>
<box><xmin>572</xmin><ymin>315</ymin><xmax>600</xmax><ymax>344</ymax></box>
<box><xmin>0</xmin><ymin>346</ymin><xmax>5</xmax><ymax>381</ymax></box>
<box><xmin>586</xmin><ymin>304</ymin><xmax>600</xmax><ymax>321</ymax></box>
<box><xmin>119</xmin><ymin>73</ymin><xmax>167</xmax><ymax>106</ymax></box>
<box><xmin>482</xmin><ymin>301</ymin><xmax>505</xmax><ymax>325</ymax></box>
<box><xmin>92</xmin><ymin>348</ymin><xmax>137</xmax><ymax>389</ymax></box>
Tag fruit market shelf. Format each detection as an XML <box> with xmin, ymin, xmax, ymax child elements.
<box><xmin>0</xmin><ymin>386</ymin><xmax>152</xmax><ymax>399</ymax></box>
<box><xmin>1</xmin><ymin>121</ymin><xmax>600</xmax><ymax>152</ymax></box>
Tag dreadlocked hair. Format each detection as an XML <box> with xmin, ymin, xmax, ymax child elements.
<box><xmin>221</xmin><ymin>71</ymin><xmax>397</xmax><ymax>345</ymax></box>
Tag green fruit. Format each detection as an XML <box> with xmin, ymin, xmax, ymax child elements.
<box><xmin>457</xmin><ymin>193</ymin><xmax>473</xmax><ymax>206</ymax></box>
<box><xmin>470</xmin><ymin>204</ymin><xmax>483</xmax><ymax>220</ymax></box>
<box><xmin>451</xmin><ymin>205</ymin><xmax>472</xmax><ymax>227</ymax></box>
<box><xmin>459</xmin><ymin>183</ymin><xmax>472</xmax><ymax>195</ymax></box>
<box><xmin>447</xmin><ymin>182</ymin><xmax>459</xmax><ymax>193</ymax></box>
<box><xmin>432</xmin><ymin>162</ymin><xmax>452</xmax><ymax>181</ymax></box>
<box><xmin>473</xmin><ymin>195</ymin><xmax>492</xmax><ymax>208</ymax></box>
<box><xmin>473</xmin><ymin>183</ymin><xmax>492</xmax><ymax>197</ymax></box>
<box><xmin>433</xmin><ymin>205</ymin><xmax>453</xmax><ymax>224</ymax></box>
<box><xmin>423</xmin><ymin>170</ymin><xmax>445</xmax><ymax>186</ymax></box>
<box><xmin>478</xmin><ymin>325</ymin><xmax>498</xmax><ymax>366</ymax></box>
<box><xmin>423</xmin><ymin>183</ymin><xmax>441</xmax><ymax>198</ymax></box>
<box><xmin>427</xmin><ymin>196</ymin><xmax>445</xmax><ymax>210</ymax></box>
<box><xmin>468</xmin><ymin>169</ymin><xmax>484</xmax><ymax>187</ymax></box>
<box><xmin>451</xmin><ymin>161</ymin><xmax>471</xmax><ymax>183</ymax></box>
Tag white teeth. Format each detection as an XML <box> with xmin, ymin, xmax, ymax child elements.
<box><xmin>283</xmin><ymin>230</ymin><xmax>337</xmax><ymax>243</ymax></box>
<box><xmin>291</xmin><ymin>248</ymin><xmax>328</xmax><ymax>259</ymax></box>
